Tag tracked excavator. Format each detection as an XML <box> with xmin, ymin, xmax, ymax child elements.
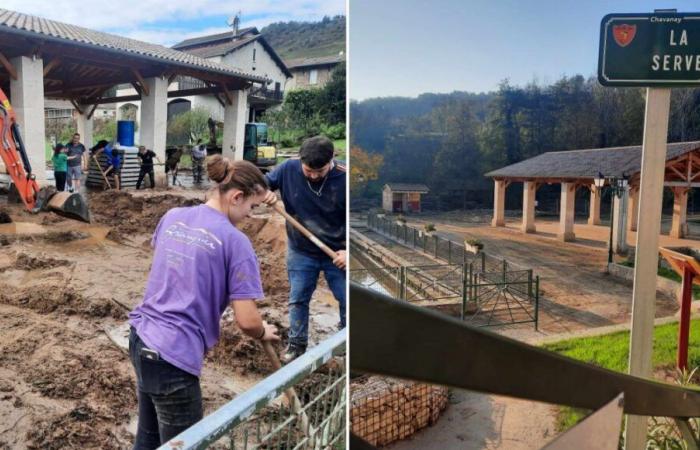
<box><xmin>0</xmin><ymin>88</ymin><xmax>90</xmax><ymax>222</ymax></box>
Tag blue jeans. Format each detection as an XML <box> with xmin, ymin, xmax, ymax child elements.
<box><xmin>129</xmin><ymin>328</ymin><xmax>203</xmax><ymax>450</ymax></box>
<box><xmin>287</xmin><ymin>247</ymin><xmax>346</xmax><ymax>347</ymax></box>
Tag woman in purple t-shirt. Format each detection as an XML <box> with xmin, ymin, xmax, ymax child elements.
<box><xmin>128</xmin><ymin>155</ymin><xmax>280</xmax><ymax>449</ymax></box>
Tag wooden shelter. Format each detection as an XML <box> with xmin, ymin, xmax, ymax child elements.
<box><xmin>485</xmin><ymin>141</ymin><xmax>700</xmax><ymax>241</ymax></box>
<box><xmin>382</xmin><ymin>183</ymin><xmax>429</xmax><ymax>213</ymax></box>
<box><xmin>0</xmin><ymin>8</ymin><xmax>266</xmax><ymax>184</ymax></box>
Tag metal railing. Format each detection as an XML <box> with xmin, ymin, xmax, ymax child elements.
<box><xmin>350</xmin><ymin>283</ymin><xmax>700</xmax><ymax>449</ymax></box>
<box><xmin>249</xmin><ymin>85</ymin><xmax>284</xmax><ymax>102</ymax></box>
<box><xmin>159</xmin><ymin>330</ymin><xmax>346</xmax><ymax>450</ymax></box>
<box><xmin>367</xmin><ymin>212</ymin><xmax>524</xmax><ymax>273</ymax></box>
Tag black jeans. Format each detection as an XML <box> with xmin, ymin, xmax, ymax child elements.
<box><xmin>137</xmin><ymin>166</ymin><xmax>155</xmax><ymax>189</ymax></box>
<box><xmin>54</xmin><ymin>171</ymin><xmax>66</xmax><ymax>191</ymax></box>
<box><xmin>129</xmin><ymin>327</ymin><xmax>202</xmax><ymax>450</ymax></box>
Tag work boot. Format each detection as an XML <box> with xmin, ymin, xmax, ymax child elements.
<box><xmin>281</xmin><ymin>343</ymin><xmax>306</xmax><ymax>364</ymax></box>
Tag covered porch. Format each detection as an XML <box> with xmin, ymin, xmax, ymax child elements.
<box><xmin>0</xmin><ymin>8</ymin><xmax>268</xmax><ymax>185</ymax></box>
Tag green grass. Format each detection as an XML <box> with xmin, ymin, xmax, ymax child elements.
<box><xmin>619</xmin><ymin>260</ymin><xmax>700</xmax><ymax>299</ymax></box>
<box><xmin>543</xmin><ymin>319</ymin><xmax>700</xmax><ymax>430</ymax></box>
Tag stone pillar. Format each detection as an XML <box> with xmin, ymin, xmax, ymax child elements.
<box><xmin>670</xmin><ymin>188</ymin><xmax>689</xmax><ymax>239</ymax></box>
<box><xmin>140</xmin><ymin>77</ymin><xmax>168</xmax><ymax>186</ymax></box>
<box><xmin>612</xmin><ymin>188</ymin><xmax>629</xmax><ymax>254</ymax></box>
<box><xmin>588</xmin><ymin>185</ymin><xmax>602</xmax><ymax>225</ymax></box>
<box><xmin>558</xmin><ymin>182</ymin><xmax>576</xmax><ymax>241</ymax></box>
<box><xmin>522</xmin><ymin>181</ymin><xmax>536</xmax><ymax>233</ymax></box>
<box><xmin>222</xmin><ymin>88</ymin><xmax>248</xmax><ymax>161</ymax></box>
<box><xmin>76</xmin><ymin>104</ymin><xmax>93</xmax><ymax>150</ymax></box>
<box><xmin>628</xmin><ymin>187</ymin><xmax>640</xmax><ymax>232</ymax></box>
<box><xmin>492</xmin><ymin>179</ymin><xmax>506</xmax><ymax>227</ymax></box>
<box><xmin>10</xmin><ymin>56</ymin><xmax>46</xmax><ymax>183</ymax></box>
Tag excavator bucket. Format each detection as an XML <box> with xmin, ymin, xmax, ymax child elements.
<box><xmin>44</xmin><ymin>191</ymin><xmax>90</xmax><ymax>223</ymax></box>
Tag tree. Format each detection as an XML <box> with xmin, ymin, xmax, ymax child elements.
<box><xmin>316</xmin><ymin>62</ymin><xmax>346</xmax><ymax>125</ymax></box>
<box><xmin>166</xmin><ymin>107</ymin><xmax>210</xmax><ymax>146</ymax></box>
<box><xmin>350</xmin><ymin>146</ymin><xmax>383</xmax><ymax>197</ymax></box>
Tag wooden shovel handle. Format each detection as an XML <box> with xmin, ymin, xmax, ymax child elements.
<box><xmin>261</xmin><ymin>341</ymin><xmax>314</xmax><ymax>438</ymax></box>
<box><xmin>271</xmin><ymin>201</ymin><xmax>338</xmax><ymax>260</ymax></box>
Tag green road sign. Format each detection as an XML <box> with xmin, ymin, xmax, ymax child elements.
<box><xmin>598</xmin><ymin>12</ymin><xmax>700</xmax><ymax>86</ymax></box>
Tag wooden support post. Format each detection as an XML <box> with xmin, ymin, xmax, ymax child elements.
<box><xmin>588</xmin><ymin>185</ymin><xmax>602</xmax><ymax>225</ymax></box>
<box><xmin>558</xmin><ymin>182</ymin><xmax>576</xmax><ymax>242</ymax></box>
<box><xmin>628</xmin><ymin>187</ymin><xmax>640</xmax><ymax>232</ymax></box>
<box><xmin>670</xmin><ymin>187</ymin><xmax>689</xmax><ymax>239</ymax></box>
<box><xmin>492</xmin><ymin>179</ymin><xmax>506</xmax><ymax>227</ymax></box>
<box><xmin>522</xmin><ymin>181</ymin><xmax>537</xmax><ymax>233</ymax></box>
<box><xmin>678</xmin><ymin>264</ymin><xmax>693</xmax><ymax>371</ymax></box>
<box><xmin>626</xmin><ymin>87</ymin><xmax>672</xmax><ymax>450</ymax></box>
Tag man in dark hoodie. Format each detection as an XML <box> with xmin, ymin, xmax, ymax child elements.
<box><xmin>263</xmin><ymin>136</ymin><xmax>346</xmax><ymax>362</ymax></box>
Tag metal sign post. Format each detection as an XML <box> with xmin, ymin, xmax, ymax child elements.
<box><xmin>596</xmin><ymin>10</ymin><xmax>700</xmax><ymax>449</ymax></box>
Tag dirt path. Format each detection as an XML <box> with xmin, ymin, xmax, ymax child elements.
<box><xmin>0</xmin><ymin>189</ymin><xmax>339</xmax><ymax>449</ymax></box>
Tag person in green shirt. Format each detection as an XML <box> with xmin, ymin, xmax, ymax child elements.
<box><xmin>52</xmin><ymin>144</ymin><xmax>68</xmax><ymax>191</ymax></box>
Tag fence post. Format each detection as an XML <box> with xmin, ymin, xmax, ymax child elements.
<box><xmin>481</xmin><ymin>252</ymin><xmax>486</xmax><ymax>273</ymax></box>
<box><xmin>448</xmin><ymin>240</ymin><xmax>453</xmax><ymax>264</ymax></box>
<box><xmin>502</xmin><ymin>260</ymin><xmax>507</xmax><ymax>283</ymax></box>
<box><xmin>434</xmin><ymin>235</ymin><xmax>439</xmax><ymax>258</ymax></box>
<box><xmin>528</xmin><ymin>269</ymin><xmax>533</xmax><ymax>298</ymax></box>
<box><xmin>399</xmin><ymin>266</ymin><xmax>406</xmax><ymax>300</ymax></box>
<box><xmin>461</xmin><ymin>263</ymin><xmax>468</xmax><ymax>320</ymax></box>
<box><xmin>534</xmin><ymin>276</ymin><xmax>540</xmax><ymax>331</ymax></box>
<box><xmin>423</xmin><ymin>234</ymin><xmax>427</xmax><ymax>252</ymax></box>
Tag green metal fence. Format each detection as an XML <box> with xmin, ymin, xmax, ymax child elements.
<box><xmin>158</xmin><ymin>330</ymin><xmax>346</xmax><ymax>450</ymax></box>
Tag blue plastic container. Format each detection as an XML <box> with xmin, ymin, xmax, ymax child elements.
<box><xmin>117</xmin><ymin>121</ymin><xmax>135</xmax><ymax>147</ymax></box>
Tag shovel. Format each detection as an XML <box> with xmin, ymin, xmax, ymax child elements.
<box><xmin>269</xmin><ymin>201</ymin><xmax>340</xmax><ymax>261</ymax></box>
<box><xmin>92</xmin><ymin>154</ymin><xmax>112</xmax><ymax>190</ymax></box>
<box><xmin>262</xmin><ymin>341</ymin><xmax>315</xmax><ymax>443</ymax></box>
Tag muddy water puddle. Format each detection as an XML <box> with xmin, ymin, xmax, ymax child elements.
<box><xmin>0</xmin><ymin>221</ymin><xmax>47</xmax><ymax>235</ymax></box>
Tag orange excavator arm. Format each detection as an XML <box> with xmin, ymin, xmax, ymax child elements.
<box><xmin>0</xmin><ymin>87</ymin><xmax>41</xmax><ymax>211</ymax></box>
<box><xmin>0</xmin><ymin>88</ymin><xmax>90</xmax><ymax>222</ymax></box>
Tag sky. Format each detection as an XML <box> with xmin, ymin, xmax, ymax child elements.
<box><xmin>2</xmin><ymin>0</ymin><xmax>345</xmax><ymax>47</ymax></box>
<box><xmin>350</xmin><ymin>0</ymin><xmax>700</xmax><ymax>100</ymax></box>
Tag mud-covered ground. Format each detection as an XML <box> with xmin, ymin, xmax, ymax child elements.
<box><xmin>0</xmin><ymin>187</ymin><xmax>340</xmax><ymax>449</ymax></box>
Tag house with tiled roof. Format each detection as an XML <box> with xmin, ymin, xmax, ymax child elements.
<box><xmin>285</xmin><ymin>54</ymin><xmax>344</xmax><ymax>90</ymax></box>
<box><xmin>116</xmin><ymin>23</ymin><xmax>291</xmax><ymax>130</ymax></box>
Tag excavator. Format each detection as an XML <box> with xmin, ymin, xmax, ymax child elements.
<box><xmin>0</xmin><ymin>88</ymin><xmax>90</xmax><ymax>222</ymax></box>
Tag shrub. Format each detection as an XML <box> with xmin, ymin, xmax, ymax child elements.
<box><xmin>466</xmin><ymin>239</ymin><xmax>484</xmax><ymax>250</ymax></box>
<box><xmin>424</xmin><ymin>223</ymin><xmax>436</xmax><ymax>232</ymax></box>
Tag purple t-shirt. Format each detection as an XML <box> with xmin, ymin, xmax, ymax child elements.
<box><xmin>129</xmin><ymin>204</ymin><xmax>263</xmax><ymax>376</ymax></box>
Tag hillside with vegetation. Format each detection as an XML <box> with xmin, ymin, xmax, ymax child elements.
<box><xmin>261</xmin><ymin>15</ymin><xmax>345</xmax><ymax>60</ymax></box>
<box><xmin>350</xmin><ymin>76</ymin><xmax>700</xmax><ymax>210</ymax></box>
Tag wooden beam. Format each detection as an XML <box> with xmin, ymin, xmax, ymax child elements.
<box><xmin>69</xmin><ymin>99</ymin><xmax>83</xmax><ymax>115</ymax></box>
<box><xmin>668</xmin><ymin>164</ymin><xmax>687</xmax><ymax>181</ymax></box>
<box><xmin>0</xmin><ymin>51</ymin><xmax>17</xmax><ymax>80</ymax></box>
<box><xmin>131</xmin><ymin>68</ymin><xmax>150</xmax><ymax>96</ymax></box>
<box><xmin>82</xmin><ymin>86</ymin><xmax>227</xmax><ymax>105</ymax></box>
<box><xmin>219</xmin><ymin>82</ymin><xmax>234</xmax><ymax>105</ymax></box>
<box><xmin>664</xmin><ymin>181</ymin><xmax>700</xmax><ymax>188</ymax></box>
<box><xmin>130</xmin><ymin>82</ymin><xmax>142</xmax><ymax>97</ymax></box>
<box><xmin>204</xmin><ymin>81</ymin><xmax>225</xmax><ymax>107</ymax></box>
<box><xmin>42</xmin><ymin>57</ymin><xmax>61</xmax><ymax>77</ymax></box>
<box><xmin>87</xmin><ymin>103</ymin><xmax>99</xmax><ymax>120</ymax></box>
<box><xmin>167</xmin><ymin>72</ymin><xmax>178</xmax><ymax>85</ymax></box>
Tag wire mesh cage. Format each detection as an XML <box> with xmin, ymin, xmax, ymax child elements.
<box><xmin>158</xmin><ymin>331</ymin><xmax>346</xmax><ymax>450</ymax></box>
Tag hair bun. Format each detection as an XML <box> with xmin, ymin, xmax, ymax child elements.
<box><xmin>206</xmin><ymin>154</ymin><xmax>234</xmax><ymax>184</ymax></box>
